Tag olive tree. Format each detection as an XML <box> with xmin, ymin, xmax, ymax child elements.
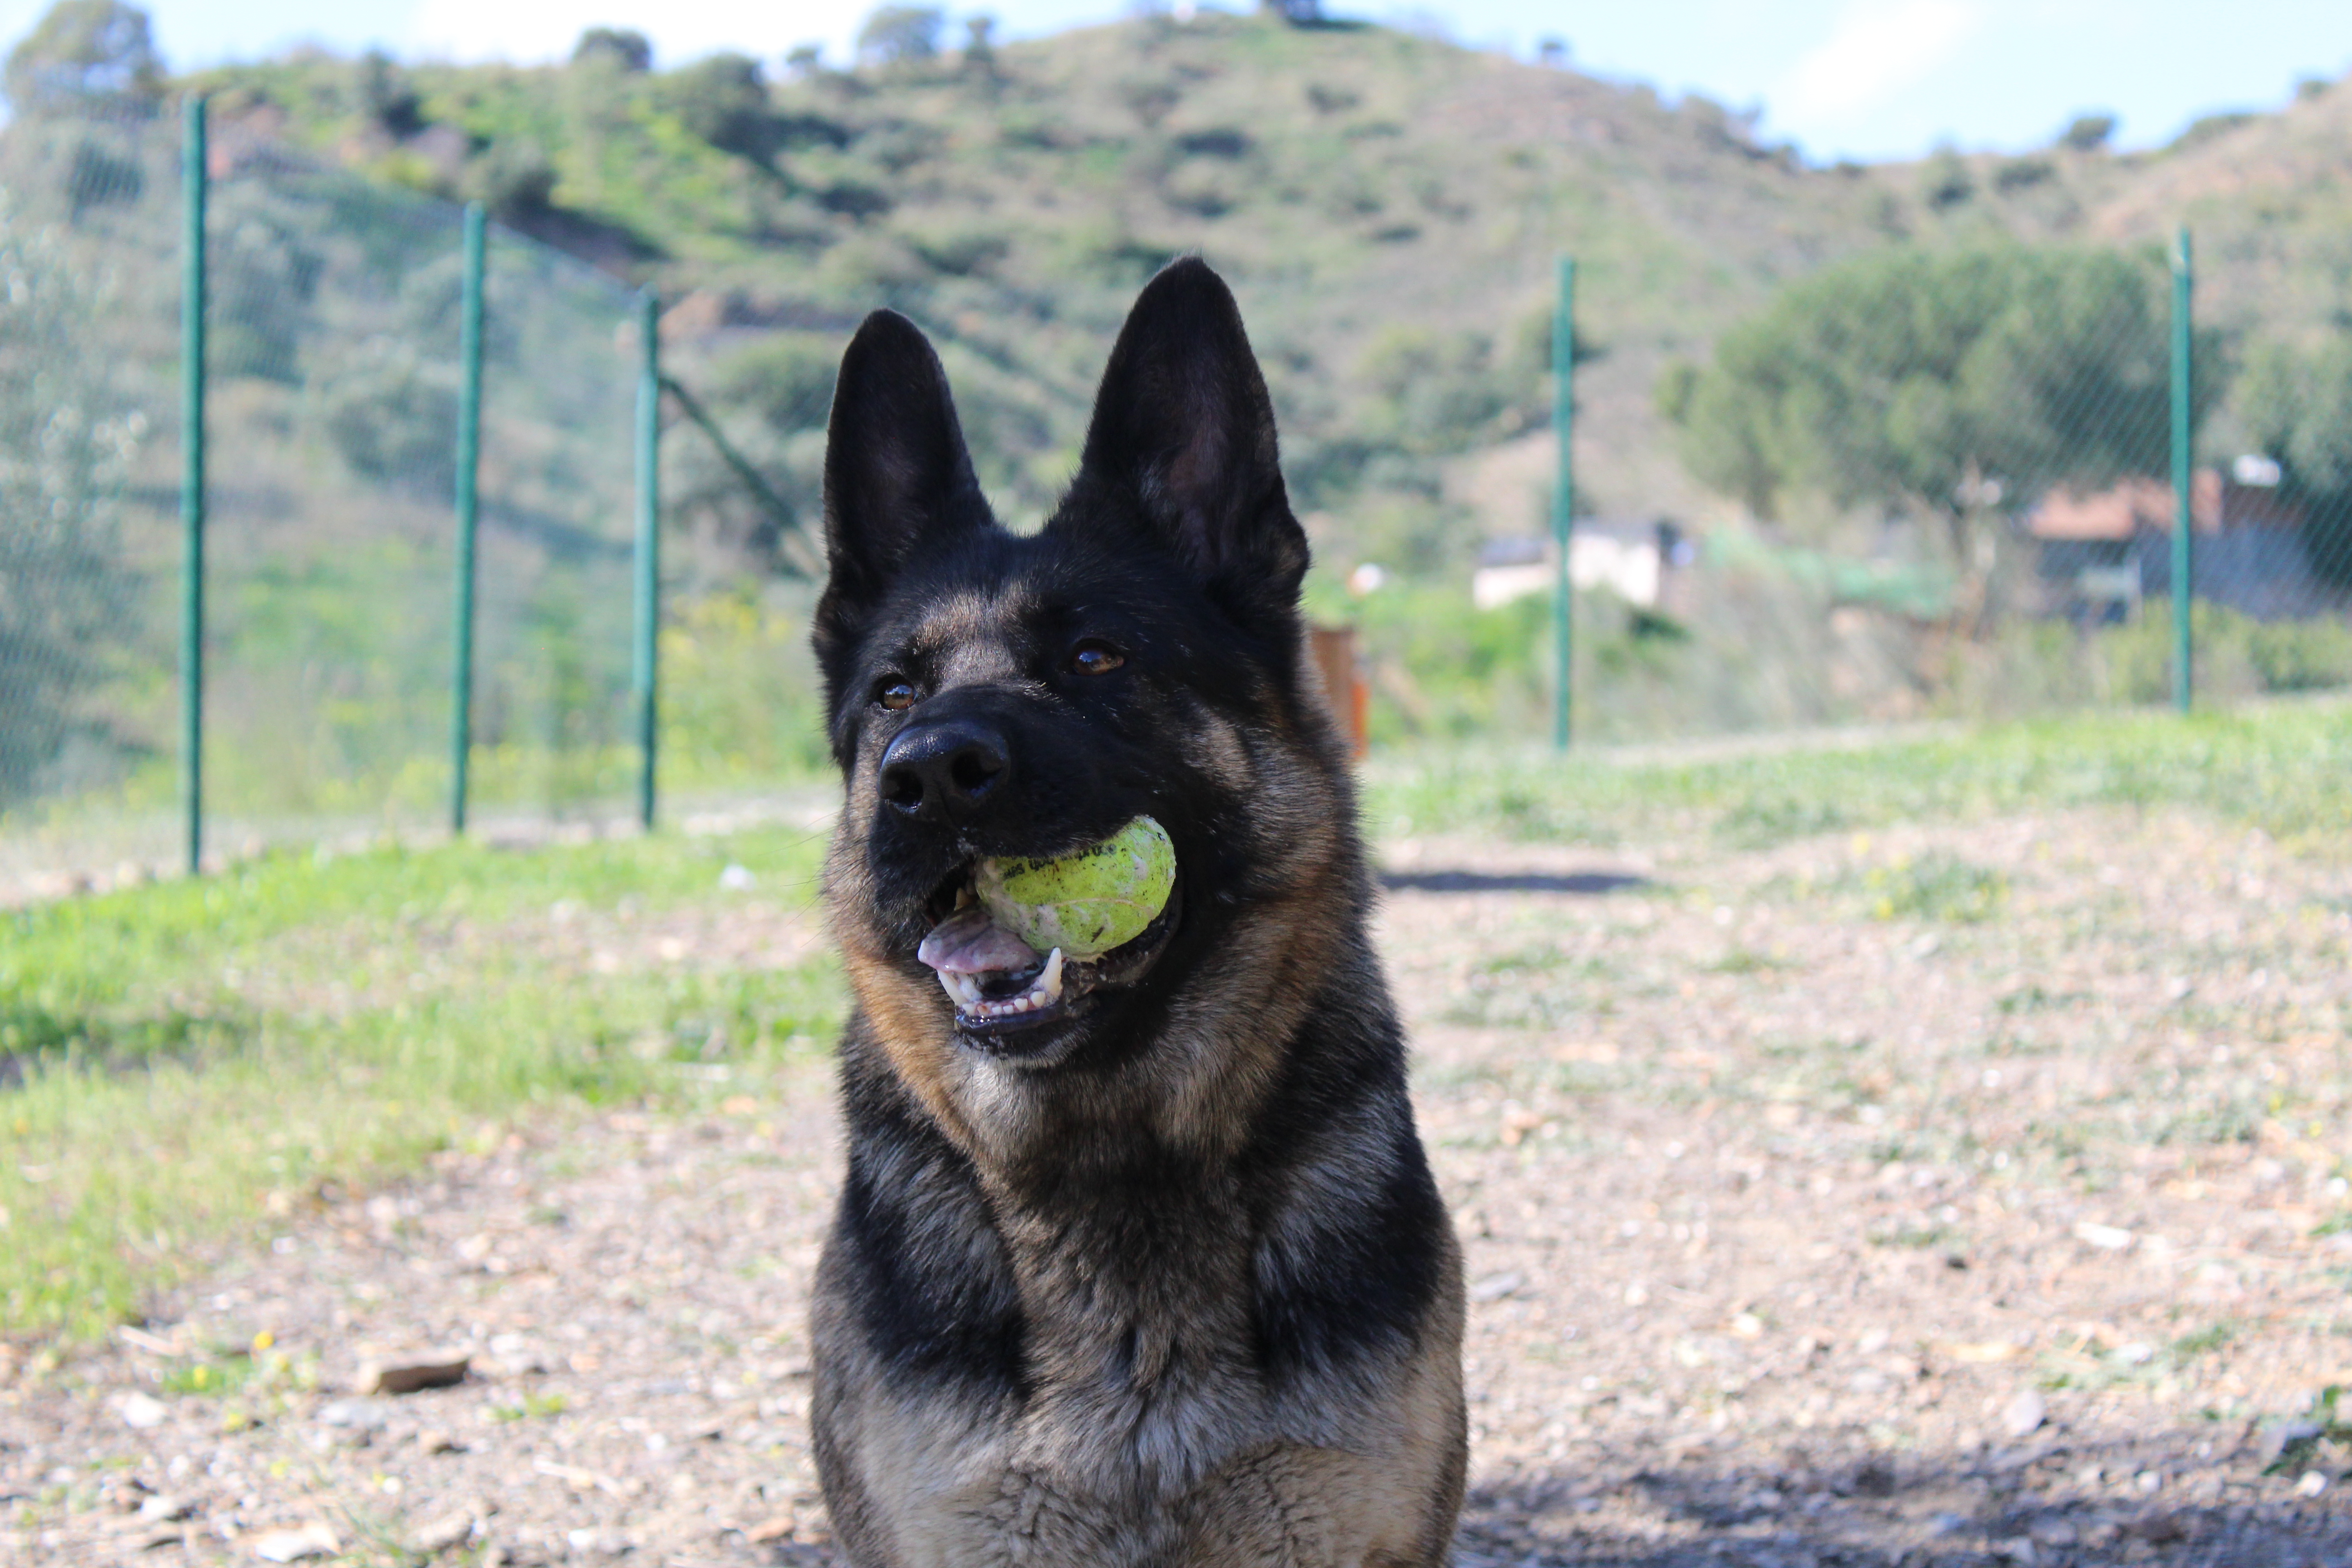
<box><xmin>1664</xmin><ymin>243</ymin><xmax>2214</xmax><ymax>557</ymax></box>
<box><xmin>2</xmin><ymin>0</ymin><xmax>161</xmax><ymax>118</ymax></box>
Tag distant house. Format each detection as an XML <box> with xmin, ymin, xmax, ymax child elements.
<box><xmin>1472</xmin><ymin>521</ymin><xmax>1687</xmax><ymax>612</ymax></box>
<box><xmin>2024</xmin><ymin>468</ymin><xmax>2334</xmax><ymax>621</ymax></box>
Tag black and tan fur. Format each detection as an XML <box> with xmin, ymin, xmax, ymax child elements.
<box><xmin>808</xmin><ymin>258</ymin><xmax>1465</xmax><ymax>1567</ymax></box>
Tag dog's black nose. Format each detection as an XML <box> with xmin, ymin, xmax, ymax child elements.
<box><xmin>880</xmin><ymin>718</ymin><xmax>1011</xmax><ymax>823</ymax></box>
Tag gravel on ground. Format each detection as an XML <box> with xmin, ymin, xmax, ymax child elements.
<box><xmin>6</xmin><ymin>804</ymin><xmax>2351</xmax><ymax>1565</ymax></box>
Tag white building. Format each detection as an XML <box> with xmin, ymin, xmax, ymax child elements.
<box><xmin>1471</xmin><ymin>521</ymin><xmax>1687</xmax><ymax>611</ymax></box>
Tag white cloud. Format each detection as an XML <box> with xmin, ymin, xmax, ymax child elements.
<box><xmin>1773</xmin><ymin>0</ymin><xmax>1983</xmax><ymax>130</ymax></box>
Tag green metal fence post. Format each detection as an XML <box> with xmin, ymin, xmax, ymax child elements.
<box><xmin>180</xmin><ymin>95</ymin><xmax>207</xmax><ymax>877</ymax></box>
<box><xmin>2171</xmin><ymin>225</ymin><xmax>2195</xmax><ymax>714</ymax></box>
<box><xmin>450</xmin><ymin>201</ymin><xmax>486</xmax><ymax>834</ymax></box>
<box><xmin>632</xmin><ymin>291</ymin><xmax>661</xmax><ymax>832</ymax></box>
<box><xmin>1551</xmin><ymin>255</ymin><xmax>1575</xmax><ymax>752</ymax></box>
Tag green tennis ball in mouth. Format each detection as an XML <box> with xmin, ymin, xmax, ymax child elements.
<box><xmin>975</xmin><ymin>815</ymin><xmax>1177</xmax><ymax>959</ymax></box>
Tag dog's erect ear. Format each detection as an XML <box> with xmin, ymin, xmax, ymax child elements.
<box><xmin>818</xmin><ymin>310</ymin><xmax>991</xmax><ymax>641</ymax></box>
<box><xmin>1072</xmin><ymin>258</ymin><xmax>1308</xmax><ymax>614</ymax></box>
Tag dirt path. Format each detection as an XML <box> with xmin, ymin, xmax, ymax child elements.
<box><xmin>6</xmin><ymin>807</ymin><xmax>2352</xmax><ymax>1565</ymax></box>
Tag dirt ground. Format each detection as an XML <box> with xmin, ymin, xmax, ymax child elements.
<box><xmin>6</xmin><ymin>803</ymin><xmax>2352</xmax><ymax>1565</ymax></box>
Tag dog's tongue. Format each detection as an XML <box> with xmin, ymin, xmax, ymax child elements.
<box><xmin>917</xmin><ymin>905</ymin><xmax>1042</xmax><ymax>975</ymax></box>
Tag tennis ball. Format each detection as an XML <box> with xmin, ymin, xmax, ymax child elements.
<box><xmin>976</xmin><ymin>815</ymin><xmax>1176</xmax><ymax>959</ymax></box>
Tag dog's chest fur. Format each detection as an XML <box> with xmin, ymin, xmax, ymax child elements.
<box><xmin>814</xmin><ymin>1071</ymin><xmax>1459</xmax><ymax>1568</ymax></box>
<box><xmin>1000</xmin><ymin>1156</ymin><xmax>1260</xmax><ymax>1451</ymax></box>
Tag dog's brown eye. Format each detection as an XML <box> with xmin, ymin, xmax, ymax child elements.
<box><xmin>876</xmin><ymin>679</ymin><xmax>917</xmax><ymax>711</ymax></box>
<box><xmin>1071</xmin><ymin>642</ymin><xmax>1125</xmax><ymax>676</ymax></box>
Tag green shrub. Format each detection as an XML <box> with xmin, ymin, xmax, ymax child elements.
<box><xmin>711</xmin><ymin>333</ymin><xmax>840</xmax><ymax>434</ymax></box>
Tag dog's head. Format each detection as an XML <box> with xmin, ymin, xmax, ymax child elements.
<box><xmin>813</xmin><ymin>259</ymin><xmax>1355</xmax><ymax>1088</ymax></box>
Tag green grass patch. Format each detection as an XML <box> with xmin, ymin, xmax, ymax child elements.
<box><xmin>1866</xmin><ymin>1220</ymin><xmax>1961</xmax><ymax>1251</ymax></box>
<box><xmin>1861</xmin><ymin>853</ymin><xmax>2008</xmax><ymax>923</ymax></box>
<box><xmin>1</xmin><ymin>825</ymin><xmax>840</xmax><ymax>1342</ymax></box>
<box><xmin>1367</xmin><ymin>699</ymin><xmax>2352</xmax><ymax>852</ymax></box>
<box><xmin>1438</xmin><ymin>944</ymin><xmax>1603</xmax><ymax>1030</ymax></box>
<box><xmin>492</xmin><ymin>1390</ymin><xmax>572</xmax><ymax>1422</ymax></box>
<box><xmin>1703</xmin><ymin>947</ymin><xmax>1798</xmax><ymax>975</ymax></box>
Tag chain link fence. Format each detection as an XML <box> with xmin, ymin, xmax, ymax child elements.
<box><xmin>0</xmin><ymin>97</ymin><xmax>661</xmax><ymax>898</ymax></box>
<box><xmin>9</xmin><ymin>93</ymin><xmax>2350</xmax><ymax>898</ymax></box>
<box><xmin>1411</xmin><ymin>235</ymin><xmax>2352</xmax><ymax>750</ymax></box>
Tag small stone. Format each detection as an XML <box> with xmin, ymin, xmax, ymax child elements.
<box><xmin>251</xmin><ymin>1522</ymin><xmax>339</xmax><ymax>1561</ymax></box>
<box><xmin>408</xmin><ymin>1512</ymin><xmax>478</xmax><ymax>1552</ymax></box>
<box><xmin>120</xmin><ymin>1392</ymin><xmax>168</xmax><ymax>1430</ymax></box>
<box><xmin>2260</xmin><ymin>1419</ymin><xmax>2326</xmax><ymax>1465</ymax></box>
<box><xmin>2122</xmin><ymin>1509</ymin><xmax>2188</xmax><ymax>1543</ymax></box>
<box><xmin>416</xmin><ymin>1428</ymin><xmax>461</xmax><ymax>1455</ymax></box>
<box><xmin>485</xmin><ymin>1334</ymin><xmax>547</xmax><ymax>1376</ymax></box>
<box><xmin>565</xmin><ymin>1524</ymin><xmax>630</xmax><ymax>1556</ymax></box>
<box><xmin>1848</xmin><ymin>1462</ymin><xmax>1897</xmax><ymax>1499</ymax></box>
<box><xmin>2296</xmin><ymin>1470</ymin><xmax>2330</xmax><ymax>1498</ymax></box>
<box><xmin>744</xmin><ymin>1513</ymin><xmax>796</xmax><ymax>1544</ymax></box>
<box><xmin>355</xmin><ymin>1351</ymin><xmax>469</xmax><ymax>1396</ymax></box>
<box><xmin>1468</xmin><ymin>1271</ymin><xmax>1523</xmax><ymax>1304</ymax></box>
<box><xmin>316</xmin><ymin>1398</ymin><xmax>390</xmax><ymax>1430</ymax></box>
<box><xmin>137</xmin><ymin>1494</ymin><xmax>197</xmax><ymax>1522</ymax></box>
<box><xmin>134</xmin><ymin>1527</ymin><xmax>185</xmax><ymax>1552</ymax></box>
<box><xmin>2072</xmin><ymin>1222</ymin><xmax>2135</xmax><ymax>1252</ymax></box>
<box><xmin>2001</xmin><ymin>1389</ymin><xmax>2048</xmax><ymax>1438</ymax></box>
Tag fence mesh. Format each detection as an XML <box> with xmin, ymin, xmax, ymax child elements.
<box><xmin>1378</xmin><ymin>238</ymin><xmax>2352</xmax><ymax>750</ymax></box>
<box><xmin>0</xmin><ymin>98</ymin><xmax>181</xmax><ymax>888</ymax></box>
<box><xmin>0</xmin><ymin>97</ymin><xmax>644</xmax><ymax>897</ymax></box>
<box><xmin>6</xmin><ymin>91</ymin><xmax>2351</xmax><ymax>896</ymax></box>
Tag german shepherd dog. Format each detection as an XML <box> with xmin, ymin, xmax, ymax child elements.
<box><xmin>808</xmin><ymin>258</ymin><xmax>1466</xmax><ymax>1567</ymax></box>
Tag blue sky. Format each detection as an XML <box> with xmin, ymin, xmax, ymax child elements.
<box><xmin>8</xmin><ymin>0</ymin><xmax>2351</xmax><ymax>163</ymax></box>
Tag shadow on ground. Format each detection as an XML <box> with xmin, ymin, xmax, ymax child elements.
<box><xmin>1451</xmin><ymin>1438</ymin><xmax>2352</xmax><ymax>1566</ymax></box>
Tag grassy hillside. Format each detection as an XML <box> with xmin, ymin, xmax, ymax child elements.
<box><xmin>181</xmin><ymin>19</ymin><xmax>2352</xmax><ymax>578</ymax></box>
<box><xmin>183</xmin><ymin>17</ymin><xmax>1913</xmax><ymax>568</ymax></box>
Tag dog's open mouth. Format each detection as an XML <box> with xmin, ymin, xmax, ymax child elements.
<box><xmin>913</xmin><ymin>868</ymin><xmax>1180</xmax><ymax>1038</ymax></box>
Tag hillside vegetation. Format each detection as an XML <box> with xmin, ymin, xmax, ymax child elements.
<box><xmin>173</xmin><ymin>15</ymin><xmax>2352</xmax><ymax>575</ymax></box>
<box><xmin>5</xmin><ymin>1</ymin><xmax>2351</xmax><ymax>816</ymax></box>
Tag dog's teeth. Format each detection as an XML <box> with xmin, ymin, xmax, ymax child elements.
<box><xmin>942</xmin><ymin>971</ymin><xmax>1000</xmax><ymax>1014</ymax></box>
<box><xmin>944</xmin><ymin>961</ymin><xmax>1065</xmax><ymax>1022</ymax></box>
